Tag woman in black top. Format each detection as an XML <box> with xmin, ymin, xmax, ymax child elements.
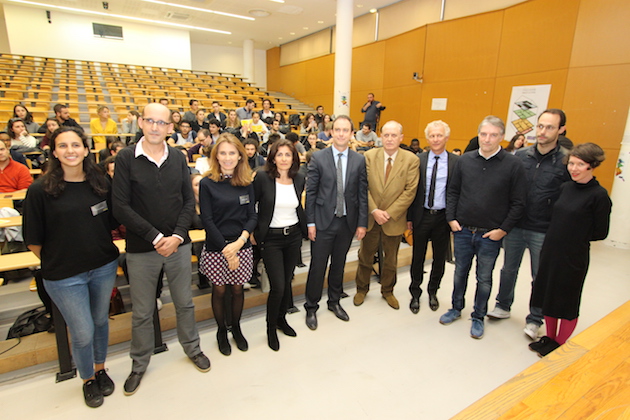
<box><xmin>529</xmin><ymin>143</ymin><xmax>612</xmax><ymax>357</ymax></box>
<box><xmin>252</xmin><ymin>139</ymin><xmax>307</xmax><ymax>351</ymax></box>
<box><xmin>23</xmin><ymin>127</ymin><xmax>119</xmax><ymax>408</ymax></box>
<box><xmin>198</xmin><ymin>133</ymin><xmax>257</xmax><ymax>356</ymax></box>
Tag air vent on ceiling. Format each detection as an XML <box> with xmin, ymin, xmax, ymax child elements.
<box><xmin>166</xmin><ymin>12</ymin><xmax>191</xmax><ymax>20</ymax></box>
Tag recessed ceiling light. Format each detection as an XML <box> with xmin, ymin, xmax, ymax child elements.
<box><xmin>317</xmin><ymin>21</ymin><xmax>324</xmax><ymax>24</ymax></box>
<box><xmin>278</xmin><ymin>37</ymin><xmax>283</xmax><ymax>40</ymax></box>
<box><xmin>357</xmin><ymin>4</ymin><xmax>363</xmax><ymax>7</ymax></box>
<box><xmin>249</xmin><ymin>9</ymin><xmax>270</xmax><ymax>17</ymax></box>
<box><xmin>6</xmin><ymin>0</ymin><xmax>232</xmax><ymax>33</ymax></box>
<box><xmin>269</xmin><ymin>0</ymin><xmax>284</xmax><ymax>3</ymax></box>
<box><xmin>370</xmin><ymin>8</ymin><xmax>377</xmax><ymax>13</ymax></box>
<box><xmin>140</xmin><ymin>0</ymin><xmax>254</xmax><ymax>20</ymax></box>
<box><xmin>289</xmin><ymin>32</ymin><xmax>295</xmax><ymax>35</ymax></box>
<box><xmin>303</xmin><ymin>27</ymin><xmax>308</xmax><ymax>30</ymax></box>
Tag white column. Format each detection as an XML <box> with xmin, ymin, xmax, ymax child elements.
<box><xmin>243</xmin><ymin>39</ymin><xmax>254</xmax><ymax>83</ymax></box>
<box><xmin>333</xmin><ymin>0</ymin><xmax>353</xmax><ymax>118</ymax></box>
<box><xmin>605</xmin><ymin>106</ymin><xmax>630</xmax><ymax>249</ymax></box>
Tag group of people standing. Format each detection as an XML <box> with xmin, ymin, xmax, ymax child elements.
<box><xmin>20</xmin><ymin>103</ymin><xmax>611</xmax><ymax>409</ymax></box>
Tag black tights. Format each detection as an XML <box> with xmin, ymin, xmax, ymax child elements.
<box><xmin>211</xmin><ymin>284</ymin><xmax>244</xmax><ymax>330</ymax></box>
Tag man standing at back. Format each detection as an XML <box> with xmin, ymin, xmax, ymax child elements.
<box><xmin>361</xmin><ymin>93</ymin><xmax>385</xmax><ymax>133</ymax></box>
<box><xmin>353</xmin><ymin>121</ymin><xmax>418</xmax><ymax>310</ymax></box>
<box><xmin>304</xmin><ymin>116</ymin><xmax>368</xmax><ymax>330</ymax></box>
<box><xmin>439</xmin><ymin>116</ymin><xmax>526</xmax><ymax>339</ymax></box>
<box><xmin>407</xmin><ymin>120</ymin><xmax>458</xmax><ymax>313</ymax></box>
<box><xmin>183</xmin><ymin>99</ymin><xmax>199</xmax><ymax>122</ymax></box>
<box><xmin>487</xmin><ymin>109</ymin><xmax>571</xmax><ymax>340</ymax></box>
<box><xmin>112</xmin><ymin>103</ymin><xmax>210</xmax><ymax>396</ymax></box>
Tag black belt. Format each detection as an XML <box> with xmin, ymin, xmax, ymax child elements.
<box><xmin>462</xmin><ymin>225</ymin><xmax>491</xmax><ymax>234</ymax></box>
<box><xmin>423</xmin><ymin>208</ymin><xmax>445</xmax><ymax>215</ymax></box>
<box><xmin>268</xmin><ymin>224</ymin><xmax>300</xmax><ymax>236</ymax></box>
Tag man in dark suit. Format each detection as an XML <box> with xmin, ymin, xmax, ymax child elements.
<box><xmin>407</xmin><ymin>120</ymin><xmax>459</xmax><ymax>314</ymax></box>
<box><xmin>304</xmin><ymin>115</ymin><xmax>368</xmax><ymax>330</ymax></box>
<box><xmin>208</xmin><ymin>101</ymin><xmax>227</xmax><ymax>127</ymax></box>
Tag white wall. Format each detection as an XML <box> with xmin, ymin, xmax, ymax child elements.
<box><xmin>191</xmin><ymin>43</ymin><xmax>267</xmax><ymax>89</ymax></box>
<box><xmin>3</xmin><ymin>4</ymin><xmax>191</xmax><ymax>69</ymax></box>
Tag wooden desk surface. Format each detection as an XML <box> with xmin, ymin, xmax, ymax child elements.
<box><xmin>1</xmin><ymin>191</ymin><xmax>26</xmax><ymax>200</ymax></box>
<box><xmin>0</xmin><ymin>216</ymin><xmax>22</xmax><ymax>228</ymax></box>
<box><xmin>452</xmin><ymin>300</ymin><xmax>630</xmax><ymax>419</ymax></box>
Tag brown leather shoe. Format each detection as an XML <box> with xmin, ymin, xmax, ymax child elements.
<box><xmin>353</xmin><ymin>292</ymin><xmax>366</xmax><ymax>306</ymax></box>
<box><xmin>383</xmin><ymin>294</ymin><xmax>400</xmax><ymax>310</ymax></box>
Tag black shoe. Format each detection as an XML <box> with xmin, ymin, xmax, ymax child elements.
<box><xmin>190</xmin><ymin>352</ymin><xmax>211</xmax><ymax>372</ymax></box>
<box><xmin>83</xmin><ymin>379</ymin><xmax>104</xmax><ymax>408</ymax></box>
<box><xmin>267</xmin><ymin>328</ymin><xmax>280</xmax><ymax>351</ymax></box>
<box><xmin>409</xmin><ymin>298</ymin><xmax>420</xmax><ymax>314</ymax></box>
<box><xmin>123</xmin><ymin>371</ymin><xmax>144</xmax><ymax>396</ymax></box>
<box><xmin>297</xmin><ymin>262</ymin><xmax>307</xmax><ymax>268</ymax></box>
<box><xmin>327</xmin><ymin>303</ymin><xmax>350</xmax><ymax>321</ymax></box>
<box><xmin>529</xmin><ymin>336</ymin><xmax>553</xmax><ymax>352</ymax></box>
<box><xmin>232</xmin><ymin>327</ymin><xmax>249</xmax><ymax>351</ymax></box>
<box><xmin>429</xmin><ymin>294</ymin><xmax>439</xmax><ymax>311</ymax></box>
<box><xmin>537</xmin><ymin>338</ymin><xmax>560</xmax><ymax>357</ymax></box>
<box><xmin>340</xmin><ymin>291</ymin><xmax>349</xmax><ymax>299</ymax></box>
<box><xmin>249</xmin><ymin>280</ymin><xmax>261</xmax><ymax>289</ymax></box>
<box><xmin>286</xmin><ymin>306</ymin><xmax>300</xmax><ymax>314</ymax></box>
<box><xmin>95</xmin><ymin>369</ymin><xmax>114</xmax><ymax>396</ymax></box>
<box><xmin>277</xmin><ymin>318</ymin><xmax>297</xmax><ymax>337</ymax></box>
<box><xmin>217</xmin><ymin>329</ymin><xmax>232</xmax><ymax>356</ymax></box>
<box><xmin>305</xmin><ymin>309</ymin><xmax>318</xmax><ymax>330</ymax></box>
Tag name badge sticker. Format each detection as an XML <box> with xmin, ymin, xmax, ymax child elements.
<box><xmin>91</xmin><ymin>201</ymin><xmax>108</xmax><ymax>216</ymax></box>
<box><xmin>239</xmin><ymin>194</ymin><xmax>250</xmax><ymax>205</ymax></box>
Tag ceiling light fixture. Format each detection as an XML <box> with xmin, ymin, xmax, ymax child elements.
<box><xmin>140</xmin><ymin>0</ymin><xmax>254</xmax><ymax>21</ymax></box>
<box><xmin>370</xmin><ymin>8</ymin><xmax>377</xmax><ymax>13</ymax></box>
<box><xmin>249</xmin><ymin>9</ymin><xmax>270</xmax><ymax>18</ymax></box>
<box><xmin>6</xmin><ymin>0</ymin><xmax>232</xmax><ymax>33</ymax></box>
<box><xmin>269</xmin><ymin>0</ymin><xmax>285</xmax><ymax>3</ymax></box>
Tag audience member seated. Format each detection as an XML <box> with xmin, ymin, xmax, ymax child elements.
<box><xmin>194</xmin><ymin>143</ymin><xmax>212</xmax><ymax>174</ymax></box>
<box><xmin>409</xmin><ymin>138</ymin><xmax>421</xmax><ymax>154</ymax></box>
<box><xmin>260</xmin><ymin>132</ymin><xmax>281</xmax><ymax>158</ymax></box>
<box><xmin>354</xmin><ymin>123</ymin><xmax>378</xmax><ymax>151</ymax></box>
<box><xmin>170</xmin><ymin>120</ymin><xmax>196</xmax><ymax>147</ymax></box>
<box><xmin>286</xmin><ymin>132</ymin><xmax>306</xmax><ymax>158</ymax></box>
<box><xmin>101</xmin><ymin>155</ymin><xmax>115</xmax><ymax>181</ymax></box>
<box><xmin>13</xmin><ymin>104</ymin><xmax>40</xmax><ymax>134</ymax></box>
<box><xmin>224</xmin><ymin>109</ymin><xmax>241</xmax><ymax>136</ymax></box>
<box><xmin>191</xmin><ymin>109</ymin><xmax>209</xmax><ymax>133</ymax></box>
<box><xmin>305</xmin><ymin>132</ymin><xmax>327</xmax><ymax>151</ymax></box>
<box><xmin>208</xmin><ymin>101</ymin><xmax>227</xmax><ymax>127</ymax></box>
<box><xmin>53</xmin><ymin>104</ymin><xmax>84</xmax><ymax>132</ymax></box>
<box><xmin>90</xmin><ymin>105</ymin><xmax>119</xmax><ymax>145</ymax></box>
<box><xmin>187</xmin><ymin>128</ymin><xmax>212</xmax><ymax>162</ymax></box>
<box><xmin>158</xmin><ymin>98</ymin><xmax>170</xmax><ymax>107</ymax></box>
<box><xmin>39</xmin><ymin>118</ymin><xmax>59</xmax><ymax>152</ymax></box>
<box><xmin>314</xmin><ymin>105</ymin><xmax>326</xmax><ymax>126</ymax></box>
<box><xmin>190</xmin><ymin>173</ymin><xmax>211</xmax><ymax>289</ymax></box>
<box><xmin>236</xmin><ymin>99</ymin><xmax>256</xmax><ymax>120</ymax></box>
<box><xmin>0</xmin><ymin>140</ymin><xmax>32</xmax><ymax>192</ymax></box>
<box><xmin>452</xmin><ymin>148</ymin><xmax>462</xmax><ymax>156</ymax></box>
<box><xmin>7</xmin><ymin>118</ymin><xmax>38</xmax><ymax>151</ymax></box>
<box><xmin>169</xmin><ymin>110</ymin><xmax>183</xmax><ymax>135</ymax></box>
<box><xmin>260</xmin><ymin>99</ymin><xmax>275</xmax><ymax>127</ymax></box>
<box><xmin>505</xmin><ymin>133</ymin><xmax>525</xmax><ymax>154</ymax></box>
<box><xmin>0</xmin><ymin>131</ymin><xmax>27</xmax><ymax>166</ymax></box>
<box><xmin>122</xmin><ymin>110</ymin><xmax>140</xmax><ymax>135</ymax></box>
<box><xmin>184</xmin><ymin>99</ymin><xmax>200</xmax><ymax>122</ymax></box>
<box><xmin>317</xmin><ymin>122</ymin><xmax>333</xmax><ymax>144</ymax></box>
<box><xmin>244</xmin><ymin>138</ymin><xmax>265</xmax><ymax>170</ymax></box>
<box><xmin>246</xmin><ymin>112</ymin><xmax>268</xmax><ymax>140</ymax></box>
<box><xmin>317</xmin><ymin>114</ymin><xmax>332</xmax><ymax>132</ymax></box>
<box><xmin>262</xmin><ymin>119</ymin><xmax>285</xmax><ymax>143</ymax></box>
<box><xmin>299</xmin><ymin>113</ymin><xmax>319</xmax><ymax>138</ymax></box>
<box><xmin>98</xmin><ymin>140</ymin><xmax>125</xmax><ymax>164</ymax></box>
<box><xmin>274</xmin><ymin>112</ymin><xmax>291</xmax><ymax>134</ymax></box>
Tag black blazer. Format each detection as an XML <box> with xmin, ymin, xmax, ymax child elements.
<box><xmin>305</xmin><ymin>147</ymin><xmax>368</xmax><ymax>232</ymax></box>
<box><xmin>407</xmin><ymin>151</ymin><xmax>459</xmax><ymax>228</ymax></box>
<box><xmin>253</xmin><ymin>169</ymin><xmax>307</xmax><ymax>243</ymax></box>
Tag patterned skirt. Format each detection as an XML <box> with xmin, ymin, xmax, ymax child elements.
<box><xmin>199</xmin><ymin>245</ymin><xmax>253</xmax><ymax>286</ymax></box>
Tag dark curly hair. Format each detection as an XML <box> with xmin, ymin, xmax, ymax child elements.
<box><xmin>42</xmin><ymin>126</ymin><xmax>109</xmax><ymax>198</ymax></box>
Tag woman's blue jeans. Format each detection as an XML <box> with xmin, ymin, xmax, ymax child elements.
<box><xmin>44</xmin><ymin>259</ymin><xmax>118</xmax><ymax>380</ymax></box>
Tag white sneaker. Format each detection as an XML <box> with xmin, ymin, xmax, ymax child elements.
<box><xmin>524</xmin><ymin>323</ymin><xmax>540</xmax><ymax>340</ymax></box>
<box><xmin>156</xmin><ymin>298</ymin><xmax>163</xmax><ymax>311</ymax></box>
<box><xmin>243</xmin><ymin>282</ymin><xmax>251</xmax><ymax>290</ymax></box>
<box><xmin>487</xmin><ymin>307</ymin><xmax>511</xmax><ymax>319</ymax></box>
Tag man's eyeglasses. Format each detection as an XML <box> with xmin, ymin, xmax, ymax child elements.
<box><xmin>143</xmin><ymin>118</ymin><xmax>170</xmax><ymax>127</ymax></box>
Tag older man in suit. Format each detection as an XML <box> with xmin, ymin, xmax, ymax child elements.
<box><xmin>407</xmin><ymin>120</ymin><xmax>459</xmax><ymax>314</ymax></box>
<box><xmin>353</xmin><ymin>121</ymin><xmax>419</xmax><ymax>310</ymax></box>
<box><xmin>304</xmin><ymin>116</ymin><xmax>368</xmax><ymax>330</ymax></box>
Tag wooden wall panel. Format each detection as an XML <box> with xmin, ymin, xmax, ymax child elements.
<box><xmin>419</xmin><ymin>78</ymin><xmax>496</xmax><ymax>146</ymax></box>
<box><xmin>563</xmin><ymin>64</ymin><xmax>630</xmax><ymax>191</ymax></box>
<box><xmin>424</xmin><ymin>11</ymin><xmax>503</xmax><ymax>83</ymax></box>
<box><xmin>266</xmin><ymin>47</ymin><xmax>281</xmax><ymax>91</ymax></box>
<box><xmin>570</xmin><ymin>0</ymin><xmax>630</xmax><ymax>67</ymax></box>
<box><xmin>351</xmin><ymin>42</ymin><xmax>387</xmax><ymax>92</ymax></box>
<box><xmin>382</xmin><ymin>27</ymin><xmax>426</xmax><ymax>90</ymax></box>
<box><xmin>379</xmin><ymin>84</ymin><xmax>424</xmax><ymax>142</ymax></box>
<box><xmin>497</xmin><ymin>0</ymin><xmax>580</xmax><ymax>77</ymax></box>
